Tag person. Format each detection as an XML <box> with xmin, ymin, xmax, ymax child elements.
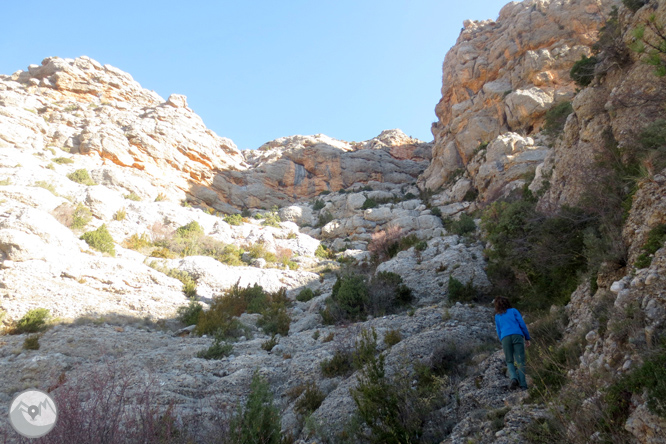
<box><xmin>494</xmin><ymin>297</ymin><xmax>531</xmax><ymax>390</ymax></box>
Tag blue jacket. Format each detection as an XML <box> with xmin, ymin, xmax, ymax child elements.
<box><xmin>495</xmin><ymin>308</ymin><xmax>531</xmax><ymax>341</ymax></box>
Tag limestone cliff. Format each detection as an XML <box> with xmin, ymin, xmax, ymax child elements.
<box><xmin>420</xmin><ymin>0</ymin><xmax>616</xmax><ymax>201</ymax></box>
<box><xmin>0</xmin><ymin>59</ymin><xmax>430</xmax><ymax>212</ymax></box>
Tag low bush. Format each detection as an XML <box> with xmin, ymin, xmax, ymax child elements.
<box><xmin>147</xmin><ymin>261</ymin><xmax>197</xmax><ymax>298</ymax></box>
<box><xmin>622</xmin><ymin>0</ymin><xmax>647</xmax><ymax>12</ymax></box>
<box><xmin>15</xmin><ymin>308</ymin><xmax>51</xmax><ymax>333</ymax></box>
<box><xmin>124</xmin><ymin>191</ymin><xmax>141</xmax><ymax>201</ymax></box>
<box><xmin>224</xmin><ymin>214</ymin><xmax>244</xmax><ymax>226</ymax></box>
<box><xmin>81</xmin><ymin>224</ymin><xmax>115</xmax><ymax>256</ymax></box>
<box><xmin>295</xmin><ymin>382</ymin><xmax>326</xmax><ymax>416</ymax></box>
<box><xmin>446</xmin><ymin>213</ymin><xmax>476</xmax><ymax>236</ymax></box>
<box><xmin>196</xmin><ymin>283</ymin><xmax>289</xmax><ymax>340</ymax></box>
<box><xmin>122</xmin><ymin>233</ymin><xmax>152</xmax><ymax>251</ymax></box>
<box><xmin>383</xmin><ymin>329</ymin><xmax>402</xmax><ymax>347</ymax></box>
<box><xmin>67</xmin><ymin>168</ymin><xmax>96</xmax><ymax>186</ymax></box>
<box><xmin>312</xmin><ymin>199</ymin><xmax>325</xmax><ymax>211</ymax></box>
<box><xmin>262</xmin><ymin>335</ymin><xmax>279</xmax><ymax>352</ymax></box>
<box><xmin>23</xmin><ymin>334</ymin><xmax>40</xmax><ymax>350</ymax></box>
<box><xmin>53</xmin><ymin>156</ymin><xmax>74</xmax><ymax>164</ymax></box>
<box><xmin>316</xmin><ymin>210</ymin><xmax>334</xmax><ymax>228</ymax></box>
<box><xmin>322</xmin><ymin>272</ymin><xmax>413</xmax><ymax>323</ymax></box>
<box><xmin>447</xmin><ymin>276</ymin><xmax>478</xmax><ymax>303</ymax></box>
<box><xmin>176</xmin><ymin>221</ymin><xmax>204</xmax><ymax>238</ymax></box>
<box><xmin>261</xmin><ymin>211</ymin><xmax>281</xmax><ymax>228</ymax></box>
<box><xmin>33</xmin><ymin>180</ymin><xmax>58</xmax><ymax>195</ymax></box>
<box><xmin>543</xmin><ymin>101</ymin><xmax>573</xmax><ymax>137</ymax></box>
<box><xmin>228</xmin><ymin>371</ymin><xmax>282</xmax><ymax>444</ymax></box>
<box><xmin>154</xmin><ymin>192</ymin><xmax>167</xmax><ymax>202</ymax></box>
<box><xmin>367</xmin><ymin>226</ymin><xmax>403</xmax><ymax>262</ymax></box>
<box><xmin>351</xmin><ymin>348</ymin><xmax>447</xmax><ymax>444</ymax></box>
<box><xmin>353</xmin><ymin>328</ymin><xmax>378</xmax><ymax>371</ymax></box>
<box><xmin>362</xmin><ymin>197</ymin><xmax>378</xmax><ymax>209</ymax></box>
<box><xmin>320</xmin><ymin>349</ymin><xmax>354</xmax><ymax>378</ymax></box>
<box><xmin>315</xmin><ymin>244</ymin><xmax>335</xmax><ymax>260</ymax></box>
<box><xmin>177</xmin><ymin>301</ymin><xmax>203</xmax><ymax>326</ymax></box>
<box><xmin>570</xmin><ymin>55</ymin><xmax>598</xmax><ymax>87</ymax></box>
<box><xmin>634</xmin><ymin>224</ymin><xmax>666</xmax><ymax>268</ymax></box>
<box><xmin>605</xmin><ymin>346</ymin><xmax>666</xmax><ymax>422</ymax></box>
<box><xmin>197</xmin><ymin>338</ymin><xmax>233</xmax><ymax>360</ymax></box>
<box><xmin>297</xmin><ymin>288</ymin><xmax>315</xmax><ymax>302</ymax></box>
<box><xmin>71</xmin><ymin>203</ymin><xmax>92</xmax><ymax>230</ymax></box>
<box><xmin>113</xmin><ymin>207</ymin><xmax>127</xmax><ymax>221</ymax></box>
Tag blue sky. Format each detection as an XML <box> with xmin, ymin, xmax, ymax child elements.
<box><xmin>1</xmin><ymin>0</ymin><xmax>509</xmax><ymax>150</ymax></box>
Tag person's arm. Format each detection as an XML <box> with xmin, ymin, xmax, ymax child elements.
<box><xmin>514</xmin><ymin>309</ymin><xmax>531</xmax><ymax>341</ymax></box>
<box><xmin>495</xmin><ymin>315</ymin><xmax>501</xmax><ymax>342</ymax></box>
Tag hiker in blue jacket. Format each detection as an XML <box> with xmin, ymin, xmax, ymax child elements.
<box><xmin>494</xmin><ymin>296</ymin><xmax>531</xmax><ymax>390</ymax></box>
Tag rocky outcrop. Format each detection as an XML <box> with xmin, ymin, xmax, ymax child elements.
<box><xmin>420</xmin><ymin>0</ymin><xmax>615</xmax><ymax>198</ymax></box>
<box><xmin>0</xmin><ymin>60</ymin><xmax>430</xmax><ymax>212</ymax></box>
<box><xmin>214</xmin><ymin>130</ymin><xmax>431</xmax><ymax>211</ymax></box>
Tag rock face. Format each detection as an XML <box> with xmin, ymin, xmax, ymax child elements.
<box><xmin>420</xmin><ymin>0</ymin><xmax>614</xmax><ymax>198</ymax></box>
<box><xmin>0</xmin><ymin>60</ymin><xmax>430</xmax><ymax>212</ymax></box>
<box><xmin>214</xmin><ymin>130</ymin><xmax>431</xmax><ymax>211</ymax></box>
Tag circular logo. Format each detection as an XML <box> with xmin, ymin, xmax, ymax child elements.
<box><xmin>8</xmin><ymin>389</ymin><xmax>58</xmax><ymax>438</ymax></box>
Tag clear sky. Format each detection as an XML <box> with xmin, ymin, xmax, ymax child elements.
<box><xmin>1</xmin><ymin>0</ymin><xmax>509</xmax><ymax>150</ymax></box>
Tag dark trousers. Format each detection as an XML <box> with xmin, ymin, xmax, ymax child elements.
<box><xmin>501</xmin><ymin>334</ymin><xmax>527</xmax><ymax>388</ymax></box>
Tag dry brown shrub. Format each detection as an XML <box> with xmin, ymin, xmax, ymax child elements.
<box><xmin>276</xmin><ymin>246</ymin><xmax>293</xmax><ymax>262</ymax></box>
<box><xmin>149</xmin><ymin>221</ymin><xmax>173</xmax><ymax>242</ymax></box>
<box><xmin>368</xmin><ymin>226</ymin><xmax>402</xmax><ymax>262</ymax></box>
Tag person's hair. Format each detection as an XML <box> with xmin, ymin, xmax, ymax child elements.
<box><xmin>494</xmin><ymin>297</ymin><xmax>512</xmax><ymax>314</ymax></box>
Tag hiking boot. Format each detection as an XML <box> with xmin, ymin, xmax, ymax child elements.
<box><xmin>510</xmin><ymin>379</ymin><xmax>519</xmax><ymax>390</ymax></box>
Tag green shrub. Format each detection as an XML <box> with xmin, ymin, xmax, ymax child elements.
<box><xmin>295</xmin><ymin>382</ymin><xmax>326</xmax><ymax>416</ymax></box>
<box><xmin>634</xmin><ymin>224</ymin><xmax>666</xmax><ymax>268</ymax></box>
<box><xmin>622</xmin><ymin>0</ymin><xmax>647</xmax><ymax>12</ymax></box>
<box><xmin>543</xmin><ymin>101</ymin><xmax>573</xmax><ymax>137</ymax></box>
<box><xmin>324</xmin><ymin>272</ymin><xmax>412</xmax><ymax>323</ymax></box>
<box><xmin>297</xmin><ymin>288</ymin><xmax>315</xmax><ymax>302</ymax></box>
<box><xmin>81</xmin><ymin>224</ymin><xmax>115</xmax><ymax>256</ymax></box>
<box><xmin>350</xmin><ymin>349</ymin><xmax>446</xmax><ymax>444</ymax></box>
<box><xmin>362</xmin><ymin>197</ymin><xmax>378</xmax><ymax>209</ymax></box>
<box><xmin>183</xmin><ymin>280</ymin><xmax>197</xmax><ymax>299</ymax></box>
<box><xmin>320</xmin><ymin>349</ymin><xmax>354</xmax><ymax>378</ymax></box>
<box><xmin>316</xmin><ymin>210</ymin><xmax>334</xmax><ymax>228</ymax></box>
<box><xmin>15</xmin><ymin>308</ymin><xmax>51</xmax><ymax>333</ymax></box>
<box><xmin>523</xmin><ymin>417</ymin><xmax>566</xmax><ymax>444</ymax></box>
<box><xmin>154</xmin><ymin>192</ymin><xmax>167</xmax><ymax>202</ymax></box>
<box><xmin>482</xmin><ymin>200</ymin><xmax>592</xmax><ymax>311</ymax></box>
<box><xmin>71</xmin><ymin>203</ymin><xmax>92</xmax><ymax>230</ymax></box>
<box><xmin>67</xmin><ymin>169</ymin><xmax>96</xmax><ymax>186</ymax></box>
<box><xmin>224</xmin><ymin>214</ymin><xmax>244</xmax><ymax>226</ymax></box>
<box><xmin>604</xmin><ymin>347</ymin><xmax>666</xmax><ymax>420</ymax></box>
<box><xmin>383</xmin><ymin>329</ymin><xmax>402</xmax><ymax>347</ymax></box>
<box><xmin>33</xmin><ymin>181</ymin><xmax>57</xmax><ymax>195</ymax></box>
<box><xmin>332</xmin><ymin>274</ymin><xmax>369</xmax><ymax>321</ymax></box>
<box><xmin>570</xmin><ymin>55</ymin><xmax>598</xmax><ymax>87</ymax></box>
<box><xmin>319</xmin><ymin>190</ymin><xmax>331</xmax><ymax>196</ymax></box>
<box><xmin>414</xmin><ymin>240</ymin><xmax>428</xmax><ymax>251</ymax></box>
<box><xmin>447</xmin><ymin>276</ymin><xmax>477</xmax><ymax>303</ymax></box>
<box><xmin>53</xmin><ymin>157</ymin><xmax>74</xmax><ymax>164</ymax></box>
<box><xmin>262</xmin><ymin>335</ymin><xmax>279</xmax><ymax>352</ymax></box>
<box><xmin>312</xmin><ymin>199</ymin><xmax>325</xmax><ymax>211</ymax></box>
<box><xmin>353</xmin><ymin>328</ymin><xmax>378</xmax><ymax>371</ymax></box>
<box><xmin>113</xmin><ymin>207</ymin><xmax>127</xmax><ymax>221</ymax></box>
<box><xmin>257</xmin><ymin>304</ymin><xmax>291</xmax><ymax>336</ymax></box>
<box><xmin>124</xmin><ymin>192</ymin><xmax>141</xmax><ymax>201</ymax></box>
<box><xmin>197</xmin><ymin>338</ymin><xmax>233</xmax><ymax>360</ymax></box>
<box><xmin>446</xmin><ymin>213</ymin><xmax>476</xmax><ymax>236</ymax></box>
<box><xmin>315</xmin><ymin>244</ymin><xmax>335</xmax><ymax>259</ymax></box>
<box><xmin>122</xmin><ymin>233</ymin><xmax>152</xmax><ymax>251</ymax></box>
<box><xmin>23</xmin><ymin>334</ymin><xmax>40</xmax><ymax>350</ymax></box>
<box><xmin>228</xmin><ymin>371</ymin><xmax>282</xmax><ymax>444</ymax></box>
<box><xmin>177</xmin><ymin>301</ymin><xmax>203</xmax><ymax>326</ymax></box>
<box><xmin>176</xmin><ymin>221</ymin><xmax>204</xmax><ymax>238</ymax></box>
<box><xmin>261</xmin><ymin>212</ymin><xmax>281</xmax><ymax>228</ymax></box>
